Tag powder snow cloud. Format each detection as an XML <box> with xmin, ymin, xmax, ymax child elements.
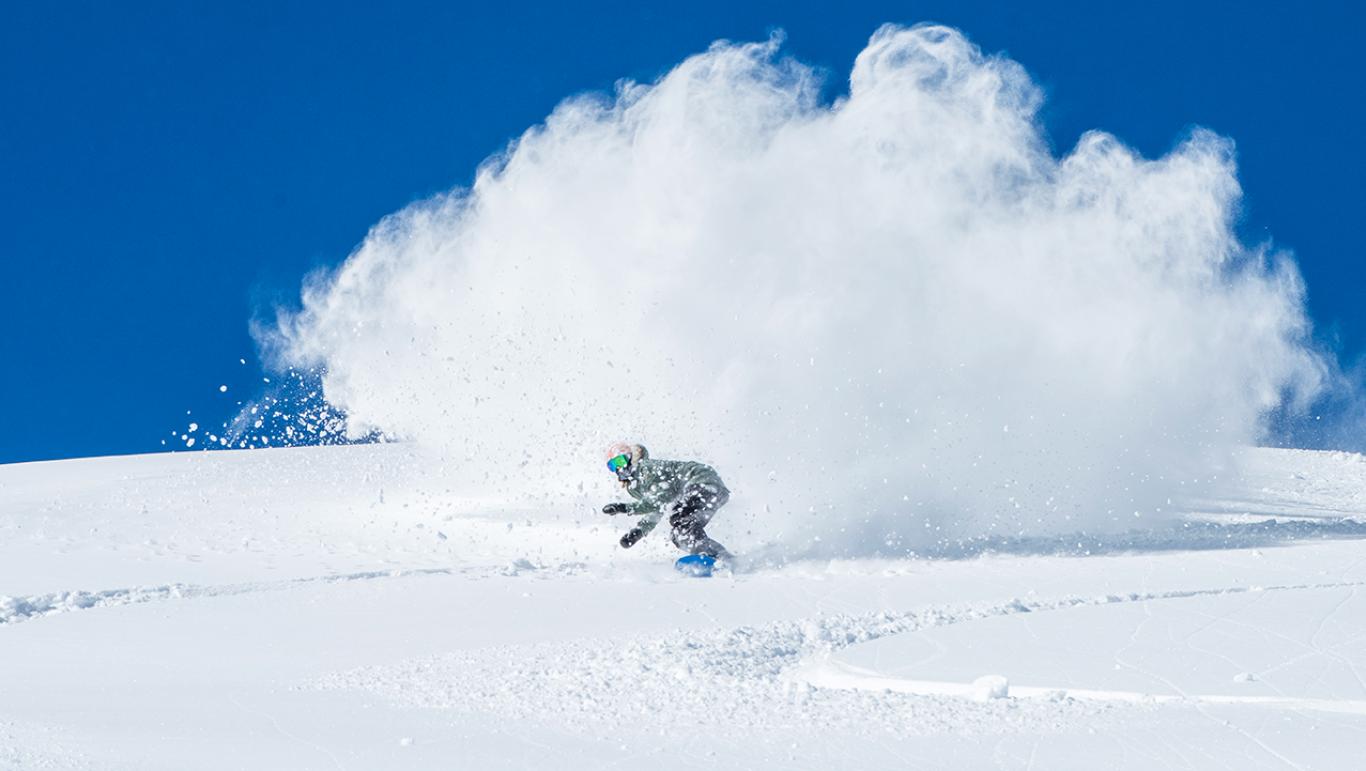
<box><xmin>264</xmin><ymin>24</ymin><xmax>1326</xmax><ymax>555</ymax></box>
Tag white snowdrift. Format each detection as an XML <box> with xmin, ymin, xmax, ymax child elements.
<box><xmin>1</xmin><ymin>444</ymin><xmax>1365</xmax><ymax>769</ymax></box>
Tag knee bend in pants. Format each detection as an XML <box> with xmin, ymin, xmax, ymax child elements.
<box><xmin>671</xmin><ymin>487</ymin><xmax>727</xmax><ymax>528</ymax></box>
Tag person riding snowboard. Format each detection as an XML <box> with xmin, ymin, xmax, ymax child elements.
<box><xmin>601</xmin><ymin>442</ymin><xmax>732</xmax><ymax>560</ymax></box>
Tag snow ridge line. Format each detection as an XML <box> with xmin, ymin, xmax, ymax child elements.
<box><xmin>796</xmin><ymin>666</ymin><xmax>1366</xmax><ymax>716</ymax></box>
<box><xmin>790</xmin><ymin>582</ymin><xmax>1366</xmax><ymax>716</ymax></box>
<box><xmin>0</xmin><ymin>568</ymin><xmax>454</xmax><ymax>626</ymax></box>
<box><xmin>316</xmin><ymin>579</ymin><xmax>1366</xmax><ymax>733</ymax></box>
<box><xmin>773</xmin><ymin>579</ymin><xmax>1366</xmax><ymax>678</ymax></box>
<box><xmin>693</xmin><ymin>578</ymin><xmax>1366</xmax><ymax>682</ymax></box>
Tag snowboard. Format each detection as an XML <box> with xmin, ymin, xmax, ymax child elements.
<box><xmin>674</xmin><ymin>554</ymin><xmax>718</xmax><ymax>577</ymax></box>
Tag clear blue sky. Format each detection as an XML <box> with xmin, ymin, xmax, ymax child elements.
<box><xmin>2</xmin><ymin>1</ymin><xmax>1362</xmax><ymax>464</ymax></box>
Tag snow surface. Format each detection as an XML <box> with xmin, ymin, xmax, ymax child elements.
<box><xmin>2</xmin><ymin>444</ymin><xmax>1366</xmax><ymax>769</ymax></box>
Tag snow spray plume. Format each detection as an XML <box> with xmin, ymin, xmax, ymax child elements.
<box><xmin>265</xmin><ymin>25</ymin><xmax>1325</xmax><ymax>556</ymax></box>
<box><xmin>1272</xmin><ymin>357</ymin><xmax>1366</xmax><ymax>455</ymax></box>
<box><xmin>220</xmin><ymin>369</ymin><xmax>368</xmax><ymax>448</ymax></box>
<box><xmin>192</xmin><ymin>369</ymin><xmax>376</xmax><ymax>451</ymax></box>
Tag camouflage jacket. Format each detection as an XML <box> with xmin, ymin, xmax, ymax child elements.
<box><xmin>619</xmin><ymin>458</ymin><xmax>728</xmax><ymax>535</ymax></box>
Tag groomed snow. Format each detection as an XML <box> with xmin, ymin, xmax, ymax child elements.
<box><xmin>2</xmin><ymin>445</ymin><xmax>1365</xmax><ymax>769</ymax></box>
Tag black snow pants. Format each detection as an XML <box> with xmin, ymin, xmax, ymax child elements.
<box><xmin>668</xmin><ymin>486</ymin><xmax>731</xmax><ymax>559</ymax></box>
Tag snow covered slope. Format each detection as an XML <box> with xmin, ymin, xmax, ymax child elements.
<box><xmin>2</xmin><ymin>445</ymin><xmax>1365</xmax><ymax>769</ymax></box>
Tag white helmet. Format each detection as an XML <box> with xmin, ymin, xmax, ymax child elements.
<box><xmin>605</xmin><ymin>442</ymin><xmax>648</xmax><ymax>473</ymax></box>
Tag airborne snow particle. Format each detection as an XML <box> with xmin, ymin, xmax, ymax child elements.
<box><xmin>972</xmin><ymin>675</ymin><xmax>1009</xmax><ymax>700</ymax></box>
<box><xmin>219</xmin><ymin>385</ymin><xmax>228</xmax><ymax>393</ymax></box>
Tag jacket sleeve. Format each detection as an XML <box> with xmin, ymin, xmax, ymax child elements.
<box><xmin>626</xmin><ymin>498</ymin><xmax>659</xmax><ymax>516</ymax></box>
<box><xmin>633</xmin><ymin>509</ymin><xmax>664</xmax><ymax>535</ymax></box>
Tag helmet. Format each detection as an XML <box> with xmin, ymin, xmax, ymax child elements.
<box><xmin>605</xmin><ymin>442</ymin><xmax>648</xmax><ymax>476</ymax></box>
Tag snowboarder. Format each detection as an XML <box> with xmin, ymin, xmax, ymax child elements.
<box><xmin>601</xmin><ymin>442</ymin><xmax>732</xmax><ymax>560</ymax></box>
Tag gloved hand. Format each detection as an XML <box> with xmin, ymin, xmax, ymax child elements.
<box><xmin>619</xmin><ymin>527</ymin><xmax>646</xmax><ymax>548</ymax></box>
<box><xmin>602</xmin><ymin>502</ymin><xmax>631</xmax><ymax>515</ymax></box>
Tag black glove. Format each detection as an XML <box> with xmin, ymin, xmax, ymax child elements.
<box><xmin>619</xmin><ymin>527</ymin><xmax>646</xmax><ymax>548</ymax></box>
<box><xmin>602</xmin><ymin>502</ymin><xmax>631</xmax><ymax>515</ymax></box>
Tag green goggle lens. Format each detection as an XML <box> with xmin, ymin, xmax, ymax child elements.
<box><xmin>607</xmin><ymin>454</ymin><xmax>631</xmax><ymax>473</ymax></box>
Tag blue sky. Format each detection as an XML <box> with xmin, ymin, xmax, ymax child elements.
<box><xmin>1</xmin><ymin>1</ymin><xmax>1362</xmax><ymax>464</ymax></box>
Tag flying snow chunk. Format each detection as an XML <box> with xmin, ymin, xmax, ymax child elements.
<box><xmin>219</xmin><ymin>385</ymin><xmax>228</xmax><ymax>393</ymax></box>
<box><xmin>972</xmin><ymin>675</ymin><xmax>1009</xmax><ymax>701</ymax></box>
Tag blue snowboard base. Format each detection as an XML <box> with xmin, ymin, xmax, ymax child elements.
<box><xmin>674</xmin><ymin>554</ymin><xmax>717</xmax><ymax>577</ymax></box>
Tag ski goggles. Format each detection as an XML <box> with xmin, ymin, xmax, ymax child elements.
<box><xmin>606</xmin><ymin>454</ymin><xmax>631</xmax><ymax>473</ymax></box>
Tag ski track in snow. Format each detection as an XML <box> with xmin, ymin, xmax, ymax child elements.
<box><xmin>313</xmin><ymin>579</ymin><xmax>1366</xmax><ymax>738</ymax></box>
<box><xmin>0</xmin><ymin>568</ymin><xmax>457</xmax><ymax>625</ymax></box>
<box><xmin>0</xmin><ymin>557</ymin><xmax>601</xmax><ymax>625</ymax></box>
